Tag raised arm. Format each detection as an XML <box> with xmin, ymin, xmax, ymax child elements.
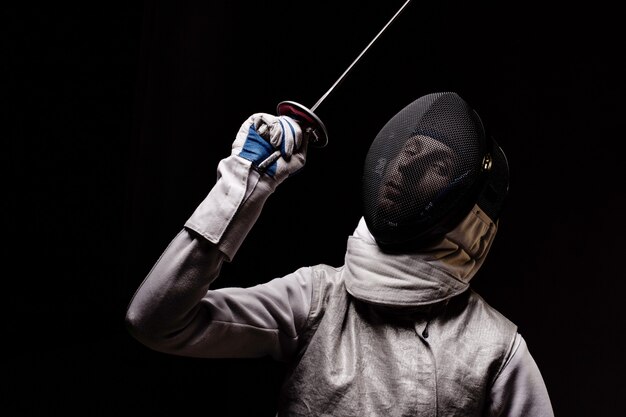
<box><xmin>125</xmin><ymin>114</ymin><xmax>312</xmax><ymax>361</ymax></box>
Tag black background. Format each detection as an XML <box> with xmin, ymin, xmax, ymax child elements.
<box><xmin>7</xmin><ymin>1</ymin><xmax>625</xmax><ymax>415</ymax></box>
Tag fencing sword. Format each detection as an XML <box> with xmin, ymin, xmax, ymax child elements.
<box><xmin>257</xmin><ymin>0</ymin><xmax>414</xmax><ymax>171</ymax></box>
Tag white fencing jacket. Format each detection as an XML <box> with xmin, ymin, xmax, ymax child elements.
<box><xmin>126</xmin><ymin>154</ymin><xmax>554</xmax><ymax>416</ymax></box>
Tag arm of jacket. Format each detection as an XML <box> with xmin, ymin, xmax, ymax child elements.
<box><xmin>487</xmin><ymin>333</ymin><xmax>555</xmax><ymax>417</ymax></box>
<box><xmin>125</xmin><ymin>155</ymin><xmax>314</xmax><ymax>361</ymax></box>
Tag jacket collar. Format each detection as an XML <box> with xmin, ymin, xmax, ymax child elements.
<box><xmin>343</xmin><ymin>205</ymin><xmax>498</xmax><ymax>307</ymax></box>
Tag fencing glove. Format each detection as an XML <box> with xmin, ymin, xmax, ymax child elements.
<box><xmin>185</xmin><ymin>113</ymin><xmax>307</xmax><ymax>261</ymax></box>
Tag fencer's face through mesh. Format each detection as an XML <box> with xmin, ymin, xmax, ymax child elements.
<box><xmin>362</xmin><ymin>92</ymin><xmax>488</xmax><ymax>248</ymax></box>
<box><xmin>377</xmin><ymin>134</ymin><xmax>455</xmax><ymax>220</ymax></box>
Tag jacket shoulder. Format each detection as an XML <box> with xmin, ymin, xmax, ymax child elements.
<box><xmin>465</xmin><ymin>289</ymin><xmax>518</xmax><ymax>334</ymax></box>
<box><xmin>307</xmin><ymin>263</ymin><xmax>346</xmax><ymax>313</ymax></box>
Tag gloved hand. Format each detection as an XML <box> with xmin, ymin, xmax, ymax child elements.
<box><xmin>185</xmin><ymin>113</ymin><xmax>308</xmax><ymax>261</ymax></box>
<box><xmin>232</xmin><ymin>113</ymin><xmax>307</xmax><ymax>184</ymax></box>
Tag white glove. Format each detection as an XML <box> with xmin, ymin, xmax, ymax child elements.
<box><xmin>232</xmin><ymin>113</ymin><xmax>307</xmax><ymax>184</ymax></box>
<box><xmin>184</xmin><ymin>113</ymin><xmax>307</xmax><ymax>261</ymax></box>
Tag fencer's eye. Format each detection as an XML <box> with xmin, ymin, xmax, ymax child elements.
<box><xmin>405</xmin><ymin>140</ymin><xmax>423</xmax><ymax>157</ymax></box>
<box><xmin>434</xmin><ymin>161</ymin><xmax>450</xmax><ymax>176</ymax></box>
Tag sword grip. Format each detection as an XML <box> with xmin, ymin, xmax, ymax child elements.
<box><xmin>257</xmin><ymin>149</ymin><xmax>282</xmax><ymax>173</ymax></box>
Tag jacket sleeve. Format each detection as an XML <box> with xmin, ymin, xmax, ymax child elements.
<box><xmin>125</xmin><ymin>155</ymin><xmax>314</xmax><ymax>361</ymax></box>
<box><xmin>486</xmin><ymin>333</ymin><xmax>555</xmax><ymax>417</ymax></box>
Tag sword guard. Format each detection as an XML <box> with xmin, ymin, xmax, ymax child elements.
<box><xmin>277</xmin><ymin>101</ymin><xmax>328</xmax><ymax>148</ymax></box>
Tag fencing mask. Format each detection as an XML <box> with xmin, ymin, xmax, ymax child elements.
<box><xmin>361</xmin><ymin>92</ymin><xmax>509</xmax><ymax>250</ymax></box>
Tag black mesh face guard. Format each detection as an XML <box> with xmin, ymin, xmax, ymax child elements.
<box><xmin>361</xmin><ymin>92</ymin><xmax>496</xmax><ymax>249</ymax></box>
